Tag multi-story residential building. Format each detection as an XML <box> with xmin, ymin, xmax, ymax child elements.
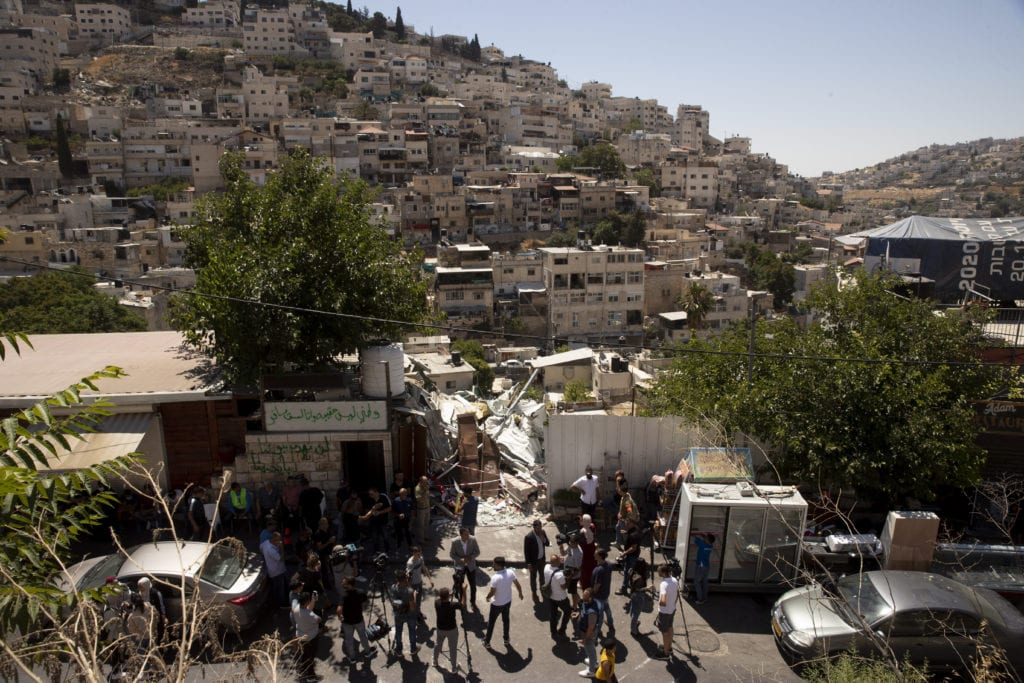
<box><xmin>676</xmin><ymin>104</ymin><xmax>710</xmax><ymax>150</ymax></box>
<box><xmin>541</xmin><ymin>245</ymin><xmax>645</xmax><ymax>345</ymax></box>
<box><xmin>337</xmin><ymin>31</ymin><xmax>378</xmax><ymax>71</ymax></box>
<box><xmin>660</xmin><ymin>159</ymin><xmax>719</xmax><ymax>209</ymax></box>
<box><xmin>0</xmin><ymin>27</ymin><xmax>59</xmax><ymax>85</ymax></box>
<box><xmin>184</xmin><ymin>0</ymin><xmax>240</xmax><ymax>28</ymax></box>
<box><xmin>74</xmin><ymin>3</ymin><xmax>131</xmax><ymax>43</ymax></box>
<box><xmin>191</xmin><ymin>129</ymin><xmax>280</xmax><ymax>191</ymax></box>
<box><xmin>388</xmin><ymin>54</ymin><xmax>428</xmax><ymax>85</ymax></box>
<box><xmin>0</xmin><ymin>12</ymin><xmax>75</xmax><ymax>54</ymax></box>
<box><xmin>243</xmin><ymin>6</ymin><xmax>295</xmax><ymax>54</ymax></box>
<box><xmin>491</xmin><ymin>250</ymin><xmax>547</xmax><ymax>338</ymax></box>
<box><xmin>616</xmin><ymin>131</ymin><xmax>672</xmax><ymax>167</ymax></box>
<box><xmin>353</xmin><ymin>68</ymin><xmax>392</xmax><ymax>99</ymax></box>
<box><xmin>433</xmin><ymin>262</ymin><xmax>494</xmax><ymax>331</ymax></box>
<box><xmin>240</xmin><ymin>65</ymin><xmax>294</xmax><ymax>124</ymax></box>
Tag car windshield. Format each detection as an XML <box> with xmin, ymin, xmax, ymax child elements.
<box><xmin>77</xmin><ymin>552</ymin><xmax>128</xmax><ymax>591</ymax></box>
<box><xmin>836</xmin><ymin>574</ymin><xmax>892</xmax><ymax>625</ymax></box>
<box><xmin>198</xmin><ymin>544</ymin><xmax>245</xmax><ymax>590</ymax></box>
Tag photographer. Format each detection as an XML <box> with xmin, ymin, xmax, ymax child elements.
<box><xmin>336</xmin><ymin>577</ymin><xmax>374</xmax><ymax>663</ymax></box>
<box><xmin>406</xmin><ymin>545</ymin><xmax>433</xmax><ymax>624</ymax></box>
<box><xmin>330</xmin><ymin>544</ymin><xmax>359</xmax><ymax>604</ymax></box>
<box><xmin>292</xmin><ymin>591</ymin><xmax>321</xmax><ymax>679</ymax></box>
<box><xmin>390</xmin><ymin>570</ymin><xmax>418</xmax><ymax>656</ymax></box>
<box><xmin>432</xmin><ymin>587</ymin><xmax>461</xmax><ymax>671</ymax></box>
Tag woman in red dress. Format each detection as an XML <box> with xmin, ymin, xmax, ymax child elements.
<box><xmin>578</xmin><ymin>513</ymin><xmax>597</xmax><ymax>590</ymax></box>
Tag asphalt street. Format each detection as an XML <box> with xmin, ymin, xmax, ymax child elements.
<box><xmin>188</xmin><ymin>513</ymin><xmax>802</xmax><ymax>682</ymax></box>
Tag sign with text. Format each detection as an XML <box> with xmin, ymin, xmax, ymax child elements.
<box><xmin>264</xmin><ymin>401</ymin><xmax>388</xmax><ymax>432</ymax></box>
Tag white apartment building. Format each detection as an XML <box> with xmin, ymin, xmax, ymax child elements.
<box><xmin>243</xmin><ymin>7</ymin><xmax>295</xmax><ymax>54</ymax></box>
<box><xmin>75</xmin><ymin>3</ymin><xmax>131</xmax><ymax>42</ymax></box>
<box><xmin>184</xmin><ymin>0</ymin><xmax>240</xmax><ymax>28</ymax></box>
<box><xmin>0</xmin><ymin>12</ymin><xmax>75</xmax><ymax>54</ymax></box>
<box><xmin>541</xmin><ymin>245</ymin><xmax>645</xmax><ymax>345</ymax></box>
<box><xmin>241</xmin><ymin>65</ymin><xmax>293</xmax><ymax>124</ymax></box>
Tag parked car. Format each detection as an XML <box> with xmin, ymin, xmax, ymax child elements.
<box><xmin>496</xmin><ymin>359</ymin><xmax>526</xmax><ymax>374</ymax></box>
<box><xmin>64</xmin><ymin>540</ymin><xmax>269</xmax><ymax>631</ymax></box>
<box><xmin>771</xmin><ymin>570</ymin><xmax>1024</xmax><ymax>674</ymax></box>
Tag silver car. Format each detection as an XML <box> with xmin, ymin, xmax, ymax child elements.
<box><xmin>65</xmin><ymin>540</ymin><xmax>269</xmax><ymax>631</ymax></box>
<box><xmin>772</xmin><ymin>570</ymin><xmax>1024</xmax><ymax>674</ymax></box>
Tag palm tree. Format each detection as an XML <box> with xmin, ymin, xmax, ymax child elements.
<box><xmin>678</xmin><ymin>282</ymin><xmax>715</xmax><ymax>330</ymax></box>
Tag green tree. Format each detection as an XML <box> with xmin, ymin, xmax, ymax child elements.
<box><xmin>545</xmin><ymin>230</ymin><xmax>577</xmax><ymax>247</ymax></box>
<box><xmin>394</xmin><ymin>6</ymin><xmax>405</xmax><ymax>40</ymax></box>
<box><xmin>0</xmin><ymin>269</ymin><xmax>147</xmax><ymax>333</ymax></box>
<box><xmin>369</xmin><ymin>11</ymin><xmax>387</xmax><ymax>38</ymax></box>
<box><xmin>746</xmin><ymin>244</ymin><xmax>795</xmax><ymax>307</ymax></box>
<box><xmin>591</xmin><ymin>210</ymin><xmax>646</xmax><ymax>248</ymax></box>
<box><xmin>678</xmin><ymin>282</ymin><xmax>715</xmax><ymax>330</ymax></box>
<box><xmin>55</xmin><ymin>113</ymin><xmax>74</xmax><ymax>179</ymax></box>
<box><xmin>0</xmin><ymin>330</ymin><xmax>129</xmax><ymax>634</ymax></box>
<box><xmin>171</xmin><ymin>150</ymin><xmax>428</xmax><ymax>385</ymax></box>
<box><xmin>576</xmin><ymin>142</ymin><xmax>626</xmax><ymax>180</ymax></box>
<box><xmin>451</xmin><ymin>339</ymin><xmax>494</xmax><ymax>395</ymax></box>
<box><xmin>644</xmin><ymin>270</ymin><xmax>1009</xmax><ymax>503</ymax></box>
<box><xmin>418</xmin><ymin>82</ymin><xmax>441</xmax><ymax>98</ymax></box>
<box><xmin>563</xmin><ymin>379</ymin><xmax>593</xmax><ymax>403</ymax></box>
<box><xmin>633</xmin><ymin>168</ymin><xmax>660</xmax><ymax>197</ymax></box>
<box><xmin>351</xmin><ymin>99</ymin><xmax>380</xmax><ymax>120</ymax></box>
<box><xmin>51</xmin><ymin>67</ymin><xmax>71</xmax><ymax>90</ymax></box>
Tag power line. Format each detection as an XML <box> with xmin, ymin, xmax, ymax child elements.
<box><xmin>0</xmin><ymin>255</ymin><xmax>1017</xmax><ymax>372</ymax></box>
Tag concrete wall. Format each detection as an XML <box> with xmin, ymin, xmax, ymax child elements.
<box><xmin>545</xmin><ymin>414</ymin><xmax>703</xmax><ymax>493</ymax></box>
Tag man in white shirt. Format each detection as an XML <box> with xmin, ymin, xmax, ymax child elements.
<box><xmin>483</xmin><ymin>556</ymin><xmax>523</xmax><ymax>649</ymax></box>
<box><xmin>656</xmin><ymin>563</ymin><xmax>680</xmax><ymax>660</ymax></box>
<box><xmin>292</xmin><ymin>591</ymin><xmax>322</xmax><ymax>678</ymax></box>
<box><xmin>571</xmin><ymin>466</ymin><xmax>600</xmax><ymax>516</ymax></box>
<box><xmin>543</xmin><ymin>553</ymin><xmax>571</xmax><ymax>639</ymax></box>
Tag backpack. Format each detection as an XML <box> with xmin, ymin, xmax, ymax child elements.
<box><xmin>574</xmin><ymin>600</ymin><xmax>597</xmax><ymax>638</ymax></box>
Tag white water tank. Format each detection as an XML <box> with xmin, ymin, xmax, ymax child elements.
<box><xmin>361</xmin><ymin>343</ymin><xmax>405</xmax><ymax>398</ymax></box>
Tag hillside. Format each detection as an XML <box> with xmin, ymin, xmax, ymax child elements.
<box><xmin>823</xmin><ymin>137</ymin><xmax>1024</xmax><ymax>218</ymax></box>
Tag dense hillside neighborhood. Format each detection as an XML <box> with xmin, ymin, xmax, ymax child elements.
<box><xmin>2</xmin><ymin>2</ymin><xmax>1024</xmax><ymax>682</ymax></box>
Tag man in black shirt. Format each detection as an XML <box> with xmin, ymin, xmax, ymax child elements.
<box><xmin>361</xmin><ymin>487</ymin><xmax>392</xmax><ymax>555</ymax></box>
<box><xmin>298</xmin><ymin>477</ymin><xmax>324</xmax><ymax>531</ymax></box>
<box><xmin>432</xmin><ymin>587</ymin><xmax>461</xmax><ymax>671</ymax></box>
<box><xmin>617</xmin><ymin>517</ymin><xmax>643</xmax><ymax>594</ymax></box>
<box><xmin>337</xmin><ymin>577</ymin><xmax>374</xmax><ymax>662</ymax></box>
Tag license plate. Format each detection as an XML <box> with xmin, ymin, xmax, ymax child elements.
<box><xmin>772</xmin><ymin>618</ymin><xmax>782</xmax><ymax>638</ymax></box>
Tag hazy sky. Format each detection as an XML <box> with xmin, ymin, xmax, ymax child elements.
<box><xmin>359</xmin><ymin>0</ymin><xmax>1024</xmax><ymax>177</ymax></box>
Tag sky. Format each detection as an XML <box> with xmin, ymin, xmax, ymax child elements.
<box><xmin>353</xmin><ymin>0</ymin><xmax>1024</xmax><ymax>177</ymax></box>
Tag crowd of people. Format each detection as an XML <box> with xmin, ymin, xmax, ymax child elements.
<box><xmin>170</xmin><ymin>466</ymin><xmax>691</xmax><ymax>681</ymax></box>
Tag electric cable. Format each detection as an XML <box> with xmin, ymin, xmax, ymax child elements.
<box><xmin>0</xmin><ymin>254</ymin><xmax>1018</xmax><ymax>372</ymax></box>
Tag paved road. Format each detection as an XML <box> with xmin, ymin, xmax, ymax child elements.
<box><xmin>188</xmin><ymin>513</ymin><xmax>802</xmax><ymax>682</ymax></box>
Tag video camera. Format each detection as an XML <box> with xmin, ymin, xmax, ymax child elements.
<box><xmin>371</xmin><ymin>551</ymin><xmax>389</xmax><ymax>572</ymax></box>
<box><xmin>555</xmin><ymin>528</ymin><xmax>582</xmax><ymax>545</ymax></box>
<box><xmin>330</xmin><ymin>543</ymin><xmax>361</xmax><ymax>567</ymax></box>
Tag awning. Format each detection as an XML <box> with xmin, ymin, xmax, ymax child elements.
<box><xmin>38</xmin><ymin>413</ymin><xmax>155</xmax><ymax>472</ymax></box>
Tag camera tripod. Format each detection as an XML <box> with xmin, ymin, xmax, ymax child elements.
<box><xmin>363</xmin><ymin>566</ymin><xmax>394</xmax><ymax>654</ymax></box>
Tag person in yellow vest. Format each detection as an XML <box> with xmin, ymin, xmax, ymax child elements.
<box><xmin>593</xmin><ymin>637</ymin><xmax>618</xmax><ymax>681</ymax></box>
<box><xmin>226</xmin><ymin>481</ymin><xmax>253</xmax><ymax>531</ymax></box>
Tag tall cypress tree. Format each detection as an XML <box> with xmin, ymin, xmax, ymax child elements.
<box><xmin>394</xmin><ymin>7</ymin><xmax>405</xmax><ymax>41</ymax></box>
<box><xmin>55</xmin><ymin>114</ymin><xmax>73</xmax><ymax>179</ymax></box>
<box><xmin>346</xmin><ymin>0</ymin><xmax>352</xmax><ymax>15</ymax></box>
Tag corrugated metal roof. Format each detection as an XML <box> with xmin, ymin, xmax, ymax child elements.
<box><xmin>37</xmin><ymin>412</ymin><xmax>154</xmax><ymax>473</ymax></box>
<box><xmin>0</xmin><ymin>331</ymin><xmax>218</xmax><ymax>404</ymax></box>
<box><xmin>528</xmin><ymin>348</ymin><xmax>593</xmax><ymax>368</ymax></box>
